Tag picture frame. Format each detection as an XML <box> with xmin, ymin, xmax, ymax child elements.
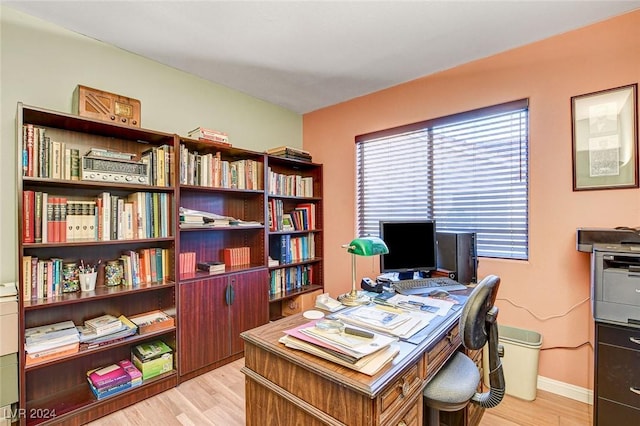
<box><xmin>571</xmin><ymin>83</ymin><xmax>638</xmax><ymax>191</ymax></box>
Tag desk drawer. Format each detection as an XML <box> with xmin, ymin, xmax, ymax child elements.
<box><xmin>379</xmin><ymin>363</ymin><xmax>422</xmax><ymax>422</ymax></box>
<box><xmin>421</xmin><ymin>324</ymin><xmax>460</xmax><ymax>381</ymax></box>
<box><xmin>597</xmin><ymin>343</ymin><xmax>640</xmax><ymax>409</ymax></box>
<box><xmin>383</xmin><ymin>388</ymin><xmax>422</xmax><ymax>426</ymax></box>
<box><xmin>597</xmin><ymin>397</ymin><xmax>640</xmax><ymax>425</ymax></box>
<box><xmin>598</xmin><ymin>322</ymin><xmax>640</xmax><ymax>351</ymax></box>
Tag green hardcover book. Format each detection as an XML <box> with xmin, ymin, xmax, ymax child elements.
<box><xmin>70</xmin><ymin>148</ymin><xmax>80</xmax><ymax>181</ymax></box>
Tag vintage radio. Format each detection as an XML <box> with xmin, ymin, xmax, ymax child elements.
<box><xmin>72</xmin><ymin>85</ymin><xmax>141</xmax><ymax>127</ymax></box>
<box><xmin>82</xmin><ymin>155</ymin><xmax>149</xmax><ymax>185</ymax></box>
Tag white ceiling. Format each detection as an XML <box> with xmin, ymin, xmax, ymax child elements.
<box><xmin>5</xmin><ymin>1</ymin><xmax>640</xmax><ymax>114</ymax></box>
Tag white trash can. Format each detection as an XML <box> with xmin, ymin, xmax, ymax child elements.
<box><xmin>483</xmin><ymin>324</ymin><xmax>542</xmax><ymax>401</ymax></box>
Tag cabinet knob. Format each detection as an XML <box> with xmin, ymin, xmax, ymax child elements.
<box><xmin>400</xmin><ymin>379</ymin><xmax>410</xmax><ymax>397</ymax></box>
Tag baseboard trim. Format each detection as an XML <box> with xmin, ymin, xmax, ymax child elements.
<box><xmin>537</xmin><ymin>375</ymin><xmax>593</xmax><ymax>405</ymax></box>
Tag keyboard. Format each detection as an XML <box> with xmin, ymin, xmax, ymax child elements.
<box><xmin>392</xmin><ymin>277</ymin><xmax>467</xmax><ymax>295</ymax></box>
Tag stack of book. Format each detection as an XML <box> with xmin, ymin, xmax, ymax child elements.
<box><xmin>279</xmin><ymin>320</ymin><xmax>399</xmax><ymax>376</ymax></box>
<box><xmin>76</xmin><ymin>314</ymin><xmax>138</xmax><ymax>350</ymax></box>
<box><xmin>187</xmin><ymin>126</ymin><xmax>231</xmax><ymax>147</ymax></box>
<box><xmin>197</xmin><ymin>261</ymin><xmax>226</xmax><ymax>274</ymax></box>
<box><xmin>24</xmin><ymin>320</ymin><xmax>80</xmax><ymax>366</ymax></box>
<box><xmin>86</xmin><ymin>359</ymin><xmax>143</xmax><ymax>400</ymax></box>
<box><xmin>179</xmin><ymin>251</ymin><xmax>196</xmax><ymax>274</ymax></box>
<box><xmin>266</xmin><ymin>146</ymin><xmax>312</xmax><ymax>162</ymax></box>
<box><xmin>223</xmin><ymin>247</ymin><xmax>251</xmax><ymax>267</ymax></box>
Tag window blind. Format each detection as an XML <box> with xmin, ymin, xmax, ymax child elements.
<box><xmin>356</xmin><ymin>99</ymin><xmax>529</xmax><ymax>260</ymax></box>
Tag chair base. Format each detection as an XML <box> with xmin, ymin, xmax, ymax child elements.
<box><xmin>423</xmin><ymin>352</ymin><xmax>480</xmax><ymax>426</ymax></box>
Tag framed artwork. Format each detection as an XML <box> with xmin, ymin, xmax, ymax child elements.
<box><xmin>571</xmin><ymin>83</ymin><xmax>638</xmax><ymax>191</ymax></box>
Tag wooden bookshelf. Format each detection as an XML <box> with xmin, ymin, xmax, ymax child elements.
<box><xmin>176</xmin><ymin>137</ymin><xmax>271</xmax><ymax>380</ymax></box>
<box><xmin>16</xmin><ymin>103</ymin><xmax>178</xmax><ymax>425</ymax></box>
<box><xmin>265</xmin><ymin>155</ymin><xmax>324</xmax><ymax>320</ymax></box>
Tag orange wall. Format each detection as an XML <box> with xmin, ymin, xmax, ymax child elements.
<box><xmin>303</xmin><ymin>10</ymin><xmax>640</xmax><ymax>390</ymax></box>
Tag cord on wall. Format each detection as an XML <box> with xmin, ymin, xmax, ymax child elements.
<box><xmin>541</xmin><ymin>341</ymin><xmax>593</xmax><ymax>352</ymax></box>
<box><xmin>497</xmin><ymin>296</ymin><xmax>589</xmax><ymax>321</ymax></box>
<box><xmin>497</xmin><ymin>296</ymin><xmax>593</xmax><ymax>351</ymax></box>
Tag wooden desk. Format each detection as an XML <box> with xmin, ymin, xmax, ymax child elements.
<box><xmin>241</xmin><ymin>305</ymin><xmax>484</xmax><ymax>426</ymax></box>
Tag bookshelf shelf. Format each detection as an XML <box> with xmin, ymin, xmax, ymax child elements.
<box><xmin>22</xmin><ymin>236</ymin><xmax>174</xmax><ymax>249</ymax></box>
<box><xmin>25</xmin><ymin>371</ymin><xmax>177</xmax><ymax>426</ymax></box>
<box><xmin>21</xmin><ymin>176</ymin><xmax>175</xmax><ymax>192</ymax></box>
<box><xmin>24</xmin><ymin>326</ymin><xmax>176</xmax><ymax>372</ymax></box>
<box><xmin>268</xmin><ymin>283</ymin><xmax>324</xmax><ymax>303</ymax></box>
<box><xmin>268</xmin><ymin>257</ymin><xmax>323</xmax><ymax>270</ymax></box>
<box><xmin>23</xmin><ymin>281</ymin><xmax>175</xmax><ymax>310</ymax></box>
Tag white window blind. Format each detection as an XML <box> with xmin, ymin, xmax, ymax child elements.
<box><xmin>356</xmin><ymin>99</ymin><xmax>529</xmax><ymax>260</ymax></box>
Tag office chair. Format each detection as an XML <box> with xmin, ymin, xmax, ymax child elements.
<box><xmin>423</xmin><ymin>275</ymin><xmax>505</xmax><ymax>426</ymax></box>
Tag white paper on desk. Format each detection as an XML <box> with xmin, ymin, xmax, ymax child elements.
<box><xmin>386</xmin><ymin>294</ymin><xmax>454</xmax><ymax>316</ymax></box>
<box><xmin>335</xmin><ymin>306</ymin><xmax>431</xmax><ymax>340</ymax></box>
<box><xmin>344</xmin><ymin>305</ymin><xmax>410</xmax><ymax>328</ymax></box>
<box><xmin>300</xmin><ymin>325</ymin><xmax>397</xmax><ymax>357</ymax></box>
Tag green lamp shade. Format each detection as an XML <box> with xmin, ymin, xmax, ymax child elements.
<box><xmin>347</xmin><ymin>237</ymin><xmax>389</xmax><ymax>256</ymax></box>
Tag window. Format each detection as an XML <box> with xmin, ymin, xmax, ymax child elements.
<box><xmin>356</xmin><ymin>99</ymin><xmax>529</xmax><ymax>260</ymax></box>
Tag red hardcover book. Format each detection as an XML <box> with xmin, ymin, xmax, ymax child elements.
<box><xmin>23</xmin><ymin>190</ymin><xmax>35</xmax><ymax>243</ymax></box>
<box><xmin>59</xmin><ymin>197</ymin><xmax>67</xmax><ymax>242</ymax></box>
<box><xmin>46</xmin><ymin>196</ymin><xmax>55</xmax><ymax>243</ymax></box>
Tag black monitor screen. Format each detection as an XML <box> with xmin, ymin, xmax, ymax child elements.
<box><xmin>379</xmin><ymin>220</ymin><xmax>437</xmax><ymax>275</ymax></box>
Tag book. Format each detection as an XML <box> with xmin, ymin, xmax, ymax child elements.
<box><xmin>23</xmin><ymin>190</ymin><xmax>35</xmax><ymax>243</ymax></box>
<box><xmin>84</xmin><ymin>314</ymin><xmax>123</xmax><ymax>336</ymax></box>
<box><xmin>187</xmin><ymin>126</ymin><xmax>230</xmax><ymax>145</ymax></box>
<box><xmin>266</xmin><ymin>145</ymin><xmax>311</xmax><ymax>156</ymax></box>
<box><xmin>118</xmin><ymin>359</ymin><xmax>143</xmax><ymax>385</ymax></box>
<box><xmin>78</xmin><ymin>315</ymin><xmax>137</xmax><ymax>348</ymax></box>
<box><xmin>197</xmin><ymin>261</ymin><xmax>226</xmax><ymax>273</ymax></box>
<box><xmin>25</xmin><ymin>320</ymin><xmax>80</xmax><ymax>354</ymax></box>
<box><xmin>129</xmin><ymin>310</ymin><xmax>174</xmax><ymax>334</ymax></box>
<box><xmin>25</xmin><ymin>342</ymin><xmax>79</xmax><ymax>366</ymax></box>
<box><xmin>87</xmin><ymin>363</ymin><xmax>131</xmax><ymax>391</ymax></box>
<box><xmin>279</xmin><ymin>335</ymin><xmax>399</xmax><ymax>376</ymax></box>
<box><xmin>88</xmin><ymin>380</ymin><xmax>132</xmax><ymax>400</ymax></box>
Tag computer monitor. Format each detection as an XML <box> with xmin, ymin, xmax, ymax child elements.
<box><xmin>379</xmin><ymin>220</ymin><xmax>437</xmax><ymax>280</ymax></box>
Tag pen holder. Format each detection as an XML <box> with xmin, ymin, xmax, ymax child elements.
<box><xmin>79</xmin><ymin>271</ymin><xmax>98</xmax><ymax>292</ymax></box>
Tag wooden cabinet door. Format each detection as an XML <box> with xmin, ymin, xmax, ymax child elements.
<box><xmin>179</xmin><ymin>276</ymin><xmax>230</xmax><ymax>375</ymax></box>
<box><xmin>229</xmin><ymin>269</ymin><xmax>269</xmax><ymax>355</ymax></box>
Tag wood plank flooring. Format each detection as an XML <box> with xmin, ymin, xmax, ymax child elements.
<box><xmin>88</xmin><ymin>358</ymin><xmax>592</xmax><ymax>425</ymax></box>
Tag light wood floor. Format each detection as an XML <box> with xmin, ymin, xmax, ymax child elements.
<box><xmin>88</xmin><ymin>358</ymin><xmax>592</xmax><ymax>425</ymax></box>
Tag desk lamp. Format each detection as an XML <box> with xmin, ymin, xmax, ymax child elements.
<box><xmin>338</xmin><ymin>236</ymin><xmax>389</xmax><ymax>306</ymax></box>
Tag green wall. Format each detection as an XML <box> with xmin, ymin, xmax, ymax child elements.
<box><xmin>0</xmin><ymin>6</ymin><xmax>302</xmax><ymax>284</ymax></box>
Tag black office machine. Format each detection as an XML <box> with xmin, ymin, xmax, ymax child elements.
<box><xmin>591</xmin><ymin>244</ymin><xmax>640</xmax><ymax>325</ymax></box>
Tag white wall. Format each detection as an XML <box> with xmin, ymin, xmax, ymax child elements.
<box><xmin>0</xmin><ymin>6</ymin><xmax>302</xmax><ymax>284</ymax></box>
